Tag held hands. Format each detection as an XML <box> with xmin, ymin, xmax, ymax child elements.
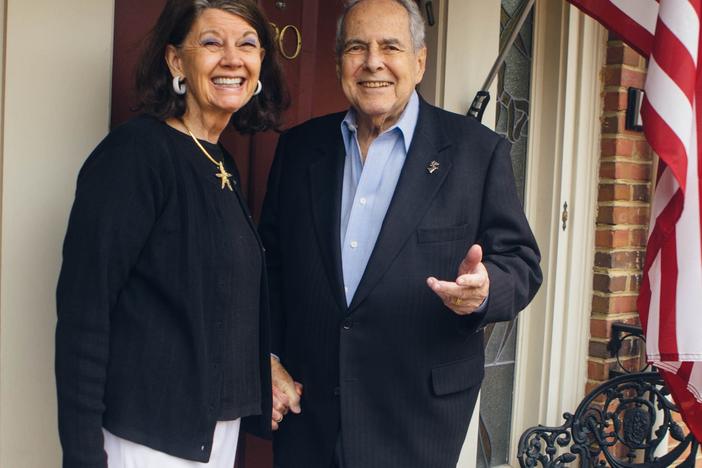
<box><xmin>270</xmin><ymin>356</ymin><xmax>302</xmax><ymax>431</ymax></box>
<box><xmin>426</xmin><ymin>244</ymin><xmax>490</xmax><ymax>315</ymax></box>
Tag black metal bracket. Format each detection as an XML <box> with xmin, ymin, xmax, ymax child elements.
<box><xmin>467</xmin><ymin>91</ymin><xmax>491</xmax><ymax>122</ymax></box>
<box><xmin>608</xmin><ymin>322</ymin><xmax>644</xmax><ymax>357</ymax></box>
<box><xmin>608</xmin><ymin>322</ymin><xmax>649</xmax><ymax>376</ymax></box>
<box><xmin>625</xmin><ymin>87</ymin><xmax>644</xmax><ymax>132</ymax></box>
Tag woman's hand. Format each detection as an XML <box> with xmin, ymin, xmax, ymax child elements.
<box><xmin>271</xmin><ymin>356</ymin><xmax>303</xmax><ymax>430</ymax></box>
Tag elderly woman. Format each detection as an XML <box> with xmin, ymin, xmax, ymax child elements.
<box><xmin>55</xmin><ymin>1</ymin><xmax>286</xmax><ymax>467</ymax></box>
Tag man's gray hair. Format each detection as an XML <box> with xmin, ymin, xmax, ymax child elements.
<box><xmin>335</xmin><ymin>0</ymin><xmax>426</xmax><ymax>58</ymax></box>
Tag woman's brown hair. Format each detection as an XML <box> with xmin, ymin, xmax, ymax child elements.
<box><xmin>135</xmin><ymin>0</ymin><xmax>289</xmax><ymax>133</ymax></box>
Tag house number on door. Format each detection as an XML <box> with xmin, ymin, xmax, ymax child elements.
<box><xmin>270</xmin><ymin>23</ymin><xmax>302</xmax><ymax>60</ymax></box>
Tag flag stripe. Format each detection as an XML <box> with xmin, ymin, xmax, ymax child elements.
<box><xmin>642</xmin><ymin>92</ymin><xmax>689</xmax><ymax>192</ymax></box>
<box><xmin>644</xmin><ymin>253</ymin><xmax>662</xmax><ymax>358</ymax></box>
<box><xmin>567</xmin><ymin>0</ymin><xmax>654</xmax><ymax>55</ymax></box>
<box><xmin>611</xmin><ymin>0</ymin><xmax>660</xmax><ymax>34</ymax></box>
<box><xmin>674</xmin><ymin>101</ymin><xmax>702</xmax><ymax>358</ymax></box>
<box><xmin>658</xmin><ymin>0</ymin><xmax>700</xmax><ymax>63</ymax></box>
<box><xmin>659</xmin><ymin>231</ymin><xmax>679</xmax><ymax>358</ymax></box>
<box><xmin>652</xmin><ymin>21</ymin><xmax>697</xmax><ymax>102</ymax></box>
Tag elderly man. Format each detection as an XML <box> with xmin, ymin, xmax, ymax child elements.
<box><xmin>259</xmin><ymin>0</ymin><xmax>542</xmax><ymax>466</ymax></box>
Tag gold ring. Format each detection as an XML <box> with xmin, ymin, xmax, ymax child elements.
<box><xmin>452</xmin><ymin>296</ymin><xmax>463</xmax><ymax>306</ymax></box>
<box><xmin>274</xmin><ymin>415</ymin><xmax>283</xmax><ymax>423</ymax></box>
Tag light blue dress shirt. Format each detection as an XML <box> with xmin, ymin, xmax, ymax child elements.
<box><xmin>339</xmin><ymin>92</ymin><xmax>420</xmax><ymax>305</ymax></box>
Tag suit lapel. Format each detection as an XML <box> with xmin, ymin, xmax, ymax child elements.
<box><xmin>348</xmin><ymin>102</ymin><xmax>453</xmax><ymax>312</ymax></box>
<box><xmin>309</xmin><ymin>131</ymin><xmax>348</xmax><ymax>314</ymax></box>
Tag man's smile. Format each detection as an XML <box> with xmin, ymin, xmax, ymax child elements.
<box><xmin>358</xmin><ymin>80</ymin><xmax>393</xmax><ymax>88</ymax></box>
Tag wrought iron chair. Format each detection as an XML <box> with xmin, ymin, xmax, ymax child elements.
<box><xmin>516</xmin><ymin>324</ymin><xmax>701</xmax><ymax>467</ymax></box>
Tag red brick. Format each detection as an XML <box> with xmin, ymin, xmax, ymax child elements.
<box><xmin>599</xmin><ymin>161</ymin><xmax>651</xmax><ymax>181</ymax></box>
<box><xmin>632</xmin><ymin>184</ymin><xmax>651</xmax><ymax>202</ymax></box>
<box><xmin>590</xmin><ymin>317</ymin><xmax>609</xmax><ymax>339</ymax></box>
<box><xmin>593</xmin><ymin>273</ymin><xmax>628</xmax><ymax>293</ymax></box>
<box><xmin>601</xmin><ymin>138</ymin><xmax>634</xmax><ymax>157</ymax></box>
<box><xmin>615</xmin><ymin>139</ymin><xmax>634</xmax><ymax>157</ymax></box>
<box><xmin>606</xmin><ymin>43</ymin><xmax>644</xmax><ymax>68</ymax></box>
<box><xmin>588</xmin><ymin>358</ymin><xmax>610</xmax><ymax>381</ymax></box>
<box><xmin>631</xmin><ymin>228</ymin><xmax>648</xmax><ymax>246</ymax></box>
<box><xmin>597</xmin><ymin>205</ymin><xmax>649</xmax><ymax>225</ymax></box>
<box><xmin>598</xmin><ymin>184</ymin><xmax>632</xmax><ymax>202</ymax></box>
<box><xmin>595</xmin><ymin>229</ymin><xmax>630</xmax><ymax>248</ymax></box>
<box><xmin>623</xmin><ymin>47</ymin><xmax>643</xmax><ymax>68</ymax></box>
<box><xmin>594</xmin><ymin>250</ymin><xmax>643</xmax><ymax>269</ymax></box>
<box><xmin>604</xmin><ymin>66</ymin><xmax>646</xmax><ymax>88</ymax></box>
<box><xmin>590</xmin><ymin>315</ymin><xmax>639</xmax><ymax>339</ymax></box>
<box><xmin>633</xmin><ymin>140</ymin><xmax>652</xmax><ymax>160</ymax></box>
<box><xmin>606</xmin><ymin>45</ymin><xmax>624</xmax><ymax>65</ymax></box>
<box><xmin>591</xmin><ymin>295</ymin><xmax>639</xmax><ymax>314</ymax></box>
<box><xmin>602</xmin><ymin>114</ymin><xmax>622</xmax><ymax>133</ymax></box>
<box><xmin>589</xmin><ymin>340</ymin><xmax>610</xmax><ymax>359</ymax></box>
<box><xmin>603</xmin><ymin>91</ymin><xmax>628</xmax><ymax>112</ymax></box>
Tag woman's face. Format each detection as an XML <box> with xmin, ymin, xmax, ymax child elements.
<box><xmin>166</xmin><ymin>8</ymin><xmax>265</xmax><ymax>122</ymax></box>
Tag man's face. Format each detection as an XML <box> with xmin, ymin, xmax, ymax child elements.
<box><xmin>339</xmin><ymin>0</ymin><xmax>427</xmax><ymax>129</ymax></box>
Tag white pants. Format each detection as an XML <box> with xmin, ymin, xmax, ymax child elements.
<box><xmin>103</xmin><ymin>419</ymin><xmax>240</xmax><ymax>468</ymax></box>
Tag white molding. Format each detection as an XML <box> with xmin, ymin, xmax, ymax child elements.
<box><xmin>436</xmin><ymin>2</ymin><xmax>500</xmax><ymax>465</ymax></box>
<box><xmin>418</xmin><ymin>0</ymin><xmax>447</xmax><ymax>107</ymax></box>
<box><xmin>509</xmin><ymin>2</ymin><xmax>606</xmax><ymax>464</ymax></box>
<box><xmin>0</xmin><ymin>0</ymin><xmax>115</xmax><ymax>465</ymax></box>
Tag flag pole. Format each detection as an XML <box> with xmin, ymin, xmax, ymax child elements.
<box><xmin>467</xmin><ymin>0</ymin><xmax>535</xmax><ymax>122</ymax></box>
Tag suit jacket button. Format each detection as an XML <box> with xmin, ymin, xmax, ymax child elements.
<box><xmin>342</xmin><ymin>319</ymin><xmax>353</xmax><ymax>330</ymax></box>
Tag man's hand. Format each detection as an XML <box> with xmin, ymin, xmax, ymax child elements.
<box><xmin>271</xmin><ymin>356</ymin><xmax>303</xmax><ymax>430</ymax></box>
<box><xmin>426</xmin><ymin>244</ymin><xmax>490</xmax><ymax>315</ymax></box>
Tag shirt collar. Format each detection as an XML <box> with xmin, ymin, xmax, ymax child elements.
<box><xmin>340</xmin><ymin>90</ymin><xmax>420</xmax><ymax>153</ymax></box>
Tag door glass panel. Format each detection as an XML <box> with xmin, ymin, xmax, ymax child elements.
<box><xmin>477</xmin><ymin>0</ymin><xmax>533</xmax><ymax>466</ymax></box>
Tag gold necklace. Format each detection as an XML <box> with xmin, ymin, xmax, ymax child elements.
<box><xmin>180</xmin><ymin>120</ymin><xmax>233</xmax><ymax>191</ymax></box>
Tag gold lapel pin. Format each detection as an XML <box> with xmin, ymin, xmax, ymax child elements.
<box><xmin>427</xmin><ymin>160</ymin><xmax>440</xmax><ymax>174</ymax></box>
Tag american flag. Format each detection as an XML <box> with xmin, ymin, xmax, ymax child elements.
<box><xmin>567</xmin><ymin>0</ymin><xmax>702</xmax><ymax>441</ymax></box>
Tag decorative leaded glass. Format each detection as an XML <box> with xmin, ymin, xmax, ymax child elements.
<box><xmin>477</xmin><ymin>1</ymin><xmax>533</xmax><ymax>467</ymax></box>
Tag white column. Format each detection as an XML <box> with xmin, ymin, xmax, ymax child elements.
<box><xmin>441</xmin><ymin>2</ymin><xmax>500</xmax><ymax>466</ymax></box>
<box><xmin>0</xmin><ymin>1</ymin><xmax>115</xmax><ymax>466</ymax></box>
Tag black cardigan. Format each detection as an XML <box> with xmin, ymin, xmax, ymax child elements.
<box><xmin>55</xmin><ymin>116</ymin><xmax>271</xmax><ymax>467</ymax></box>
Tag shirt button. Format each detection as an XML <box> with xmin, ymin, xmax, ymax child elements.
<box><xmin>350</xmin><ymin>241</ymin><xmax>358</xmax><ymax>249</ymax></box>
<box><xmin>359</xmin><ymin>197</ymin><xmax>367</xmax><ymax>205</ymax></box>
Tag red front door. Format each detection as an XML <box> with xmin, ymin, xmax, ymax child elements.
<box><xmin>110</xmin><ymin>1</ymin><xmax>347</xmax><ymax>467</ymax></box>
<box><xmin>111</xmin><ymin>0</ymin><xmax>347</xmax><ymax>220</ymax></box>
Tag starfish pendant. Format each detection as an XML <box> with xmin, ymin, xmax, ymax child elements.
<box><xmin>216</xmin><ymin>162</ymin><xmax>233</xmax><ymax>191</ymax></box>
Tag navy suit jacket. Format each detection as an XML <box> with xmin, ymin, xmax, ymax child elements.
<box><xmin>259</xmin><ymin>97</ymin><xmax>542</xmax><ymax>468</ymax></box>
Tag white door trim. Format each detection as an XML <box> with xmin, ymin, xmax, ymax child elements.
<box><xmin>509</xmin><ymin>2</ymin><xmax>606</xmax><ymax>464</ymax></box>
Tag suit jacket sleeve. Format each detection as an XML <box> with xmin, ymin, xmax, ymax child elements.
<box><xmin>471</xmin><ymin>137</ymin><xmax>542</xmax><ymax>330</ymax></box>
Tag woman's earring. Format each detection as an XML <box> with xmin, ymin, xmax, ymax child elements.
<box><xmin>253</xmin><ymin>80</ymin><xmax>263</xmax><ymax>96</ymax></box>
<box><xmin>172</xmin><ymin>76</ymin><xmax>186</xmax><ymax>95</ymax></box>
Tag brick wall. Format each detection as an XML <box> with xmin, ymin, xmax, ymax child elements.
<box><xmin>588</xmin><ymin>35</ymin><xmax>652</xmax><ymax>393</ymax></box>
<box><xmin>590</xmin><ymin>35</ymin><xmax>701</xmax><ymax>465</ymax></box>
